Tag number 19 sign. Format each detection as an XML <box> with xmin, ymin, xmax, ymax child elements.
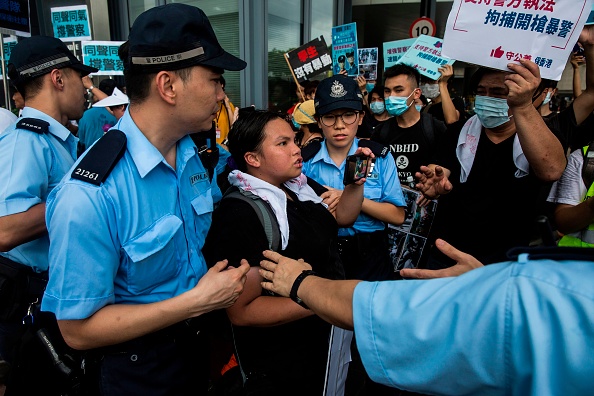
<box><xmin>410</xmin><ymin>17</ymin><xmax>436</xmax><ymax>38</ymax></box>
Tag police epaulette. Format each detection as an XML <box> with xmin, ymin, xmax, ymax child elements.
<box><xmin>359</xmin><ymin>139</ymin><xmax>389</xmax><ymax>158</ymax></box>
<box><xmin>17</xmin><ymin>118</ymin><xmax>49</xmax><ymax>134</ymax></box>
<box><xmin>72</xmin><ymin>130</ymin><xmax>127</xmax><ymax>186</ymax></box>
<box><xmin>301</xmin><ymin>140</ymin><xmax>322</xmax><ymax>162</ymax></box>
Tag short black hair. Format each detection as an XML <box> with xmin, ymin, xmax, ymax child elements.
<box><xmin>384</xmin><ymin>64</ymin><xmax>420</xmax><ymax>87</ymax></box>
<box><xmin>227</xmin><ymin>110</ymin><xmax>283</xmax><ymax>172</ymax></box>
<box><xmin>369</xmin><ymin>85</ymin><xmax>384</xmax><ymax>100</ymax></box>
<box><xmin>469</xmin><ymin>67</ymin><xmax>501</xmax><ymax>95</ymax></box>
<box><xmin>99</xmin><ymin>79</ymin><xmax>118</xmax><ymax>96</ymax></box>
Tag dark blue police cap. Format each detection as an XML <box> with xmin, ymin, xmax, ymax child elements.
<box><xmin>127</xmin><ymin>4</ymin><xmax>246</xmax><ymax>73</ymax></box>
<box><xmin>8</xmin><ymin>36</ymin><xmax>97</xmax><ymax>85</ymax></box>
<box><xmin>315</xmin><ymin>75</ymin><xmax>363</xmax><ymax>115</ymax></box>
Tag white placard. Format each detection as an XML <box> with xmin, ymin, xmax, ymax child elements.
<box><xmin>442</xmin><ymin>0</ymin><xmax>593</xmax><ymax>80</ymax></box>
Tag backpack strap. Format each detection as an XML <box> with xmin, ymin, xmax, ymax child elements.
<box><xmin>16</xmin><ymin>118</ymin><xmax>50</xmax><ymax>134</ymax></box>
<box><xmin>301</xmin><ymin>139</ymin><xmax>322</xmax><ymax>162</ymax></box>
<box><xmin>358</xmin><ymin>139</ymin><xmax>389</xmax><ymax>158</ymax></box>
<box><xmin>223</xmin><ymin>187</ymin><xmax>281</xmax><ymax>251</ymax></box>
<box><xmin>306</xmin><ymin>176</ymin><xmax>328</xmax><ymax>196</ymax></box>
<box><xmin>71</xmin><ymin>130</ymin><xmax>127</xmax><ymax>186</ymax></box>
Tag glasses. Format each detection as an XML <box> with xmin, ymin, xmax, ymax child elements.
<box><xmin>320</xmin><ymin>111</ymin><xmax>360</xmax><ymax>127</ymax></box>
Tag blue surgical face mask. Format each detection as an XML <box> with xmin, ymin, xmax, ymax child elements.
<box><xmin>415</xmin><ymin>104</ymin><xmax>423</xmax><ymax>112</ymax></box>
<box><xmin>542</xmin><ymin>91</ymin><xmax>552</xmax><ymax>106</ymax></box>
<box><xmin>366</xmin><ymin>83</ymin><xmax>375</xmax><ymax>93</ymax></box>
<box><xmin>385</xmin><ymin>91</ymin><xmax>415</xmax><ymax>117</ymax></box>
<box><xmin>370</xmin><ymin>101</ymin><xmax>385</xmax><ymax>115</ymax></box>
<box><xmin>473</xmin><ymin>95</ymin><xmax>511</xmax><ymax>129</ymax></box>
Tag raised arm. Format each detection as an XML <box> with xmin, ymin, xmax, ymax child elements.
<box><xmin>437</xmin><ymin>64</ymin><xmax>460</xmax><ymax>125</ymax></box>
<box><xmin>505</xmin><ymin>59</ymin><xmax>565</xmax><ymax>181</ymax></box>
<box><xmin>571</xmin><ymin>25</ymin><xmax>594</xmax><ymax>125</ymax></box>
<box><xmin>570</xmin><ymin>52</ymin><xmax>585</xmax><ymax>99</ymax></box>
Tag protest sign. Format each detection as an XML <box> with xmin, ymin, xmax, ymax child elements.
<box><xmin>332</xmin><ymin>22</ymin><xmax>358</xmax><ymax>76</ymax></box>
<box><xmin>358</xmin><ymin>47</ymin><xmax>378</xmax><ymax>80</ymax></box>
<box><xmin>442</xmin><ymin>0</ymin><xmax>593</xmax><ymax>80</ymax></box>
<box><xmin>396</xmin><ymin>35</ymin><xmax>454</xmax><ymax>80</ymax></box>
<box><xmin>0</xmin><ymin>0</ymin><xmax>30</xmax><ymax>37</ymax></box>
<box><xmin>285</xmin><ymin>36</ymin><xmax>332</xmax><ymax>83</ymax></box>
<box><xmin>51</xmin><ymin>5</ymin><xmax>92</xmax><ymax>42</ymax></box>
<box><xmin>384</xmin><ymin>38</ymin><xmax>416</xmax><ymax>70</ymax></box>
<box><xmin>0</xmin><ymin>35</ymin><xmax>16</xmax><ymax>79</ymax></box>
<box><xmin>82</xmin><ymin>41</ymin><xmax>124</xmax><ymax>76</ymax></box>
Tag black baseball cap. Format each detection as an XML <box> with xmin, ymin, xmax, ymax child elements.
<box><xmin>8</xmin><ymin>36</ymin><xmax>97</xmax><ymax>85</ymax></box>
<box><xmin>315</xmin><ymin>75</ymin><xmax>363</xmax><ymax>115</ymax></box>
<box><xmin>127</xmin><ymin>4</ymin><xmax>246</xmax><ymax>73</ymax></box>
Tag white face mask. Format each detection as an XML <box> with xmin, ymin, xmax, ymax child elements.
<box><xmin>420</xmin><ymin>83</ymin><xmax>440</xmax><ymax>99</ymax></box>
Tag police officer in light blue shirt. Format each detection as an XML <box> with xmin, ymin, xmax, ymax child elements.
<box><xmin>41</xmin><ymin>4</ymin><xmax>250</xmax><ymax>395</ymax></box>
<box><xmin>302</xmin><ymin>75</ymin><xmax>406</xmax><ymax>282</ymax></box>
<box><xmin>258</xmin><ymin>245</ymin><xmax>594</xmax><ymax>396</ymax></box>
<box><xmin>0</xmin><ymin>35</ymin><xmax>97</xmax><ymax>392</ymax></box>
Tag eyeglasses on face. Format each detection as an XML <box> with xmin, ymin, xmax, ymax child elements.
<box><xmin>320</xmin><ymin>111</ymin><xmax>360</xmax><ymax>127</ymax></box>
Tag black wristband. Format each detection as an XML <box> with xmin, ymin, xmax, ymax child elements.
<box><xmin>290</xmin><ymin>270</ymin><xmax>317</xmax><ymax>309</ymax></box>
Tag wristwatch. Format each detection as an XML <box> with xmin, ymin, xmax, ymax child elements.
<box><xmin>87</xmin><ymin>85</ymin><xmax>95</xmax><ymax>93</ymax></box>
<box><xmin>361</xmin><ymin>90</ymin><xmax>368</xmax><ymax>96</ymax></box>
<box><xmin>290</xmin><ymin>270</ymin><xmax>317</xmax><ymax>309</ymax></box>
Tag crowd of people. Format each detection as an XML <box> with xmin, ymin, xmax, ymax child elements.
<box><xmin>0</xmin><ymin>3</ymin><xmax>593</xmax><ymax>396</ymax></box>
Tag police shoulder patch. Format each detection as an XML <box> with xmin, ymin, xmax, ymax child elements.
<box><xmin>16</xmin><ymin>118</ymin><xmax>50</xmax><ymax>134</ymax></box>
<box><xmin>359</xmin><ymin>139</ymin><xmax>389</xmax><ymax>158</ymax></box>
<box><xmin>72</xmin><ymin>130</ymin><xmax>127</xmax><ymax>186</ymax></box>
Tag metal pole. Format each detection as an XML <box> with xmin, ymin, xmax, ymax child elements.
<box><xmin>0</xmin><ymin>34</ymin><xmax>10</xmax><ymax>111</ymax></box>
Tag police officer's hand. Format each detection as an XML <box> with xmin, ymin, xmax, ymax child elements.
<box><xmin>400</xmin><ymin>239</ymin><xmax>483</xmax><ymax>279</ymax></box>
<box><xmin>259</xmin><ymin>250</ymin><xmax>312</xmax><ymax>297</ymax></box>
<box><xmin>415</xmin><ymin>165</ymin><xmax>452</xmax><ymax>199</ymax></box>
<box><xmin>505</xmin><ymin>58</ymin><xmax>540</xmax><ymax>109</ymax></box>
<box><xmin>193</xmin><ymin>259</ymin><xmax>250</xmax><ymax>312</ymax></box>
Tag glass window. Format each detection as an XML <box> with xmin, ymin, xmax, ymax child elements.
<box><xmin>268</xmin><ymin>0</ymin><xmax>303</xmax><ymax>113</ymax></box>
<box><xmin>311</xmin><ymin>0</ymin><xmax>335</xmax><ymax>46</ymax></box>
<box><xmin>127</xmin><ymin>0</ymin><xmax>158</xmax><ymax>27</ymax></box>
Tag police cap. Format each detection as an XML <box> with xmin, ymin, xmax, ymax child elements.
<box><xmin>8</xmin><ymin>36</ymin><xmax>98</xmax><ymax>85</ymax></box>
<box><xmin>127</xmin><ymin>3</ymin><xmax>246</xmax><ymax>73</ymax></box>
<box><xmin>315</xmin><ymin>75</ymin><xmax>363</xmax><ymax>115</ymax></box>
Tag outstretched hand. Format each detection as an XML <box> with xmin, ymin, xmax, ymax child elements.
<box><xmin>415</xmin><ymin>165</ymin><xmax>452</xmax><ymax>199</ymax></box>
<box><xmin>400</xmin><ymin>239</ymin><xmax>483</xmax><ymax>279</ymax></box>
<box><xmin>259</xmin><ymin>250</ymin><xmax>311</xmax><ymax>297</ymax></box>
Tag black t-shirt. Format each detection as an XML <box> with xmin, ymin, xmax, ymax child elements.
<box><xmin>357</xmin><ymin>112</ymin><xmax>388</xmax><ymax>139</ymax></box>
<box><xmin>543</xmin><ymin>102</ymin><xmax>594</xmax><ymax>152</ymax></box>
<box><xmin>203</xmin><ymin>189</ymin><xmax>343</xmax><ymax>394</ymax></box>
<box><xmin>371</xmin><ymin>116</ymin><xmax>445</xmax><ymax>184</ymax></box>
<box><xmin>429</xmin><ymin>130</ymin><xmax>544</xmax><ymax>267</ymax></box>
<box><xmin>425</xmin><ymin>96</ymin><xmax>467</xmax><ymax>126</ymax></box>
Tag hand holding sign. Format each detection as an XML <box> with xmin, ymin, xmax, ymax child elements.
<box><xmin>505</xmin><ymin>58</ymin><xmax>541</xmax><ymax>109</ymax></box>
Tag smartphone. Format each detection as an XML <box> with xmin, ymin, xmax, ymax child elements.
<box><xmin>573</xmin><ymin>43</ymin><xmax>585</xmax><ymax>56</ymax></box>
<box><xmin>344</xmin><ymin>154</ymin><xmax>373</xmax><ymax>185</ymax></box>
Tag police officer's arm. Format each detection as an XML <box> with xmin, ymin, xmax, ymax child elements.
<box><xmin>571</xmin><ymin>25</ymin><xmax>594</xmax><ymax>124</ymax></box>
<box><xmin>259</xmin><ymin>250</ymin><xmax>360</xmax><ymax>330</ymax></box>
<box><xmin>0</xmin><ymin>204</ymin><xmax>47</xmax><ymax>252</ymax></box>
<box><xmin>437</xmin><ymin>64</ymin><xmax>460</xmax><ymax>125</ymax></box>
<box><xmin>505</xmin><ymin>59</ymin><xmax>565</xmax><ymax>181</ymax></box>
<box><xmin>361</xmin><ymin>198</ymin><xmax>405</xmax><ymax>225</ymax></box>
<box><xmin>554</xmin><ymin>201</ymin><xmax>594</xmax><ymax>235</ymax></box>
<box><xmin>226</xmin><ymin>266</ymin><xmax>314</xmax><ymax>327</ymax></box>
<box><xmin>58</xmin><ymin>260</ymin><xmax>250</xmax><ymax>350</ymax></box>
